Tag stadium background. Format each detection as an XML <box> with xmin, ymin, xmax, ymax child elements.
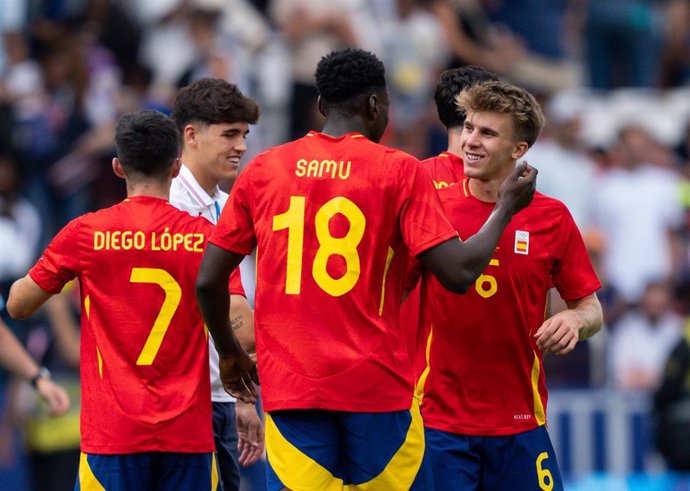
<box><xmin>0</xmin><ymin>0</ymin><xmax>689</xmax><ymax>490</ymax></box>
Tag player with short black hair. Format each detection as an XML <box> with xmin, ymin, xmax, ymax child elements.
<box><xmin>8</xmin><ymin>109</ymin><xmax>251</xmax><ymax>491</ymax></box>
<box><xmin>196</xmin><ymin>49</ymin><xmax>536</xmax><ymax>491</ymax></box>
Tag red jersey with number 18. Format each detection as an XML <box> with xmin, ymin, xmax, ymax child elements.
<box><xmin>28</xmin><ymin>196</ymin><xmax>214</xmax><ymax>454</ymax></box>
<box><xmin>211</xmin><ymin>131</ymin><xmax>458</xmax><ymax>413</ymax></box>
<box><xmin>420</xmin><ymin>180</ymin><xmax>601</xmax><ymax>436</ymax></box>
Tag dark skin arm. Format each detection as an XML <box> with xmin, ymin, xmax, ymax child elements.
<box><xmin>196</xmin><ymin>246</ymin><xmax>258</xmax><ymax>403</ymax></box>
<box><xmin>419</xmin><ymin>162</ymin><xmax>537</xmax><ymax>293</ymax></box>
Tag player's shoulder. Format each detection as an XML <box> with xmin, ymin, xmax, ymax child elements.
<box><xmin>530</xmin><ymin>191</ymin><xmax>574</xmax><ymax>220</ymax></box>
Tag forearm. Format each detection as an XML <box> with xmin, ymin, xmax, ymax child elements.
<box><xmin>0</xmin><ymin>322</ymin><xmax>41</xmax><ymax>381</ymax></box>
<box><xmin>230</xmin><ymin>294</ymin><xmax>255</xmax><ymax>354</ymax></box>
<box><xmin>421</xmin><ymin>204</ymin><xmax>511</xmax><ymax>293</ymax></box>
<box><xmin>196</xmin><ymin>244</ymin><xmax>247</xmax><ymax>358</ymax></box>
<box><xmin>566</xmin><ymin>294</ymin><xmax>603</xmax><ymax>341</ymax></box>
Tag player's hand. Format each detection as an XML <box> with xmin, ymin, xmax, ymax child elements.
<box><xmin>36</xmin><ymin>378</ymin><xmax>70</xmax><ymax>416</ymax></box>
<box><xmin>534</xmin><ymin>310</ymin><xmax>582</xmax><ymax>355</ymax></box>
<box><xmin>236</xmin><ymin>401</ymin><xmax>265</xmax><ymax>467</ymax></box>
<box><xmin>497</xmin><ymin>161</ymin><xmax>537</xmax><ymax>215</ymax></box>
<box><xmin>219</xmin><ymin>352</ymin><xmax>259</xmax><ymax>404</ymax></box>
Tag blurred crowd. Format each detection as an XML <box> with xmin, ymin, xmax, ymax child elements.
<box><xmin>1</xmin><ymin>0</ymin><xmax>690</xmax><ymax>487</ymax></box>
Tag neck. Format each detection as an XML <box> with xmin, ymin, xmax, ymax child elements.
<box><xmin>126</xmin><ymin>181</ymin><xmax>171</xmax><ymax>200</ymax></box>
<box><xmin>447</xmin><ymin>126</ymin><xmax>463</xmax><ymax>156</ymax></box>
<box><xmin>180</xmin><ymin>152</ymin><xmax>217</xmax><ymax>196</ymax></box>
<box><xmin>467</xmin><ymin>164</ymin><xmax>515</xmax><ymax>203</ymax></box>
<box><xmin>321</xmin><ymin>118</ymin><xmax>368</xmax><ymax>140</ymax></box>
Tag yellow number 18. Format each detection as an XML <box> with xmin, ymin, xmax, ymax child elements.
<box><xmin>272</xmin><ymin>196</ymin><xmax>366</xmax><ymax>297</ymax></box>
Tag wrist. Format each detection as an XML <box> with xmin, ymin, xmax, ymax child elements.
<box><xmin>30</xmin><ymin>366</ymin><xmax>51</xmax><ymax>390</ymax></box>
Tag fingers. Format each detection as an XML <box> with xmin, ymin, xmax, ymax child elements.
<box><xmin>40</xmin><ymin>383</ymin><xmax>71</xmax><ymax>417</ymax></box>
<box><xmin>224</xmin><ymin>376</ymin><xmax>259</xmax><ymax>404</ymax></box>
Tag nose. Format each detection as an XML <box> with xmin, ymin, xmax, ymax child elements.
<box><xmin>234</xmin><ymin>138</ymin><xmax>247</xmax><ymax>153</ymax></box>
<box><xmin>464</xmin><ymin>130</ymin><xmax>480</xmax><ymax>148</ymax></box>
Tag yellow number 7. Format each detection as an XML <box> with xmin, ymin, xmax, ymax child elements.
<box><xmin>130</xmin><ymin>268</ymin><xmax>182</xmax><ymax>365</ymax></box>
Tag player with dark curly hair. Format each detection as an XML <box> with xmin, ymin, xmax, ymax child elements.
<box><xmin>196</xmin><ymin>48</ymin><xmax>537</xmax><ymax>491</ymax></box>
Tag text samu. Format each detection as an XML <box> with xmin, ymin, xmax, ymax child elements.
<box><xmin>93</xmin><ymin>230</ymin><xmax>205</xmax><ymax>252</ymax></box>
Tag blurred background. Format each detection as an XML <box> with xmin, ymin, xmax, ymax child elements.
<box><xmin>0</xmin><ymin>0</ymin><xmax>689</xmax><ymax>490</ymax></box>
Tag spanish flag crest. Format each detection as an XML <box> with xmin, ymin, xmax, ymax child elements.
<box><xmin>514</xmin><ymin>230</ymin><xmax>529</xmax><ymax>255</ymax></box>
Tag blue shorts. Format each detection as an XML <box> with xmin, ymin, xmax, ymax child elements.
<box><xmin>265</xmin><ymin>400</ymin><xmax>430</xmax><ymax>491</ymax></box>
<box><xmin>75</xmin><ymin>452</ymin><xmax>220</xmax><ymax>491</ymax></box>
<box><xmin>425</xmin><ymin>425</ymin><xmax>564</xmax><ymax>491</ymax></box>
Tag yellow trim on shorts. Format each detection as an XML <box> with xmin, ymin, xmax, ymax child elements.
<box><xmin>211</xmin><ymin>453</ymin><xmax>220</xmax><ymax>490</ymax></box>
<box><xmin>266</xmin><ymin>399</ymin><xmax>425</xmax><ymax>490</ymax></box>
<box><xmin>79</xmin><ymin>453</ymin><xmax>106</xmax><ymax>491</ymax></box>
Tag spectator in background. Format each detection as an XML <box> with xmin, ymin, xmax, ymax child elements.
<box><xmin>379</xmin><ymin>0</ymin><xmax>447</xmax><ymax>157</ymax></box>
<box><xmin>654</xmin><ymin>319</ymin><xmax>690</xmax><ymax>471</ymax></box>
<box><xmin>593</xmin><ymin>124</ymin><xmax>685</xmax><ymax>307</ymax></box>
<box><xmin>0</xmin><ymin>153</ymin><xmax>41</xmax><ymax>292</ymax></box>
<box><xmin>270</xmin><ymin>0</ymin><xmax>382</xmax><ymax>139</ymax></box>
<box><xmin>584</xmin><ymin>0</ymin><xmax>666</xmax><ymax>89</ymax></box>
<box><xmin>610</xmin><ymin>281</ymin><xmax>683</xmax><ymax>391</ymax></box>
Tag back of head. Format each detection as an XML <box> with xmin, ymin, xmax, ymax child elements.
<box><xmin>315</xmin><ymin>48</ymin><xmax>387</xmax><ymax>108</ymax></box>
<box><xmin>171</xmin><ymin>78</ymin><xmax>260</xmax><ymax>132</ymax></box>
<box><xmin>115</xmin><ymin>110</ymin><xmax>180</xmax><ymax>179</ymax></box>
<box><xmin>456</xmin><ymin>81</ymin><xmax>546</xmax><ymax>147</ymax></box>
<box><xmin>434</xmin><ymin>66</ymin><xmax>498</xmax><ymax>129</ymax></box>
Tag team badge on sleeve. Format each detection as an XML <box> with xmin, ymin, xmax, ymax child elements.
<box><xmin>514</xmin><ymin>231</ymin><xmax>529</xmax><ymax>255</ymax></box>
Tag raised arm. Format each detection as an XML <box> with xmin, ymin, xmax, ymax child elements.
<box><xmin>196</xmin><ymin>243</ymin><xmax>257</xmax><ymax>403</ymax></box>
<box><xmin>420</xmin><ymin>162</ymin><xmax>537</xmax><ymax>293</ymax></box>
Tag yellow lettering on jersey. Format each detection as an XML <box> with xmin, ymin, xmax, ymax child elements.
<box><xmin>294</xmin><ymin>159</ymin><xmax>351</xmax><ymax>180</ymax></box>
<box><xmin>92</xmin><ymin>230</ymin><xmax>203</xmax><ymax>252</ymax></box>
<box><xmin>434</xmin><ymin>180</ymin><xmax>449</xmax><ymax>189</ymax></box>
<box><xmin>130</xmin><ymin>268</ymin><xmax>182</xmax><ymax>366</ymax></box>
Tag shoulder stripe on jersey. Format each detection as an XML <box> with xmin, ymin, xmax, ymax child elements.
<box><xmin>462</xmin><ymin>178</ymin><xmax>470</xmax><ymax>197</ymax></box>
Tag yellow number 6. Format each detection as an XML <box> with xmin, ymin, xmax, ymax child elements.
<box><xmin>130</xmin><ymin>268</ymin><xmax>182</xmax><ymax>365</ymax></box>
<box><xmin>475</xmin><ymin>258</ymin><xmax>499</xmax><ymax>298</ymax></box>
<box><xmin>536</xmin><ymin>452</ymin><xmax>554</xmax><ymax>491</ymax></box>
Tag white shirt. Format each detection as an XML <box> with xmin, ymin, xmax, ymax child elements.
<box><xmin>170</xmin><ymin>164</ymin><xmax>234</xmax><ymax>403</ymax></box>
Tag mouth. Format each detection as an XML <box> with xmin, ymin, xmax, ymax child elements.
<box><xmin>227</xmin><ymin>157</ymin><xmax>241</xmax><ymax>169</ymax></box>
<box><xmin>464</xmin><ymin>152</ymin><xmax>485</xmax><ymax>162</ymax></box>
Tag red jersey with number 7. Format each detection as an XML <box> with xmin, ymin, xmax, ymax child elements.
<box><xmin>211</xmin><ymin>131</ymin><xmax>458</xmax><ymax>412</ymax></box>
<box><xmin>28</xmin><ymin>196</ymin><xmax>215</xmax><ymax>454</ymax></box>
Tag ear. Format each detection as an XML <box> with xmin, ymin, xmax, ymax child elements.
<box><xmin>511</xmin><ymin>142</ymin><xmax>529</xmax><ymax>161</ymax></box>
<box><xmin>112</xmin><ymin>158</ymin><xmax>126</xmax><ymax>179</ymax></box>
<box><xmin>317</xmin><ymin>96</ymin><xmax>327</xmax><ymax>117</ymax></box>
<box><xmin>183</xmin><ymin>124</ymin><xmax>198</xmax><ymax>147</ymax></box>
<box><xmin>367</xmin><ymin>94</ymin><xmax>378</xmax><ymax>120</ymax></box>
<box><xmin>172</xmin><ymin>157</ymin><xmax>182</xmax><ymax>178</ymax></box>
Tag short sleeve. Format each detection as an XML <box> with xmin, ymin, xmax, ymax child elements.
<box><xmin>210</xmin><ymin>168</ymin><xmax>256</xmax><ymax>254</ymax></box>
<box><xmin>552</xmin><ymin>206</ymin><xmax>601</xmax><ymax>300</ymax></box>
<box><xmin>29</xmin><ymin>219</ymin><xmax>81</xmax><ymax>294</ymax></box>
<box><xmin>399</xmin><ymin>160</ymin><xmax>457</xmax><ymax>257</ymax></box>
<box><xmin>229</xmin><ymin>268</ymin><xmax>246</xmax><ymax>297</ymax></box>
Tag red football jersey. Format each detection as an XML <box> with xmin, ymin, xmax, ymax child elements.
<box><xmin>400</xmin><ymin>152</ymin><xmax>465</xmax><ymax>391</ymax></box>
<box><xmin>420</xmin><ymin>180</ymin><xmax>601</xmax><ymax>436</ymax></box>
<box><xmin>424</xmin><ymin>152</ymin><xmax>464</xmax><ymax>189</ymax></box>
<box><xmin>29</xmin><ymin>196</ymin><xmax>214</xmax><ymax>454</ymax></box>
<box><xmin>211</xmin><ymin>131</ymin><xmax>458</xmax><ymax>412</ymax></box>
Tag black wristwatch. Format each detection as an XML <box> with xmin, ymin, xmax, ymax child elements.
<box><xmin>30</xmin><ymin>367</ymin><xmax>51</xmax><ymax>389</ymax></box>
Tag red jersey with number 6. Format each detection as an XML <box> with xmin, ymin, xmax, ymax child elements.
<box><xmin>419</xmin><ymin>180</ymin><xmax>601</xmax><ymax>436</ymax></box>
<box><xmin>29</xmin><ymin>196</ymin><xmax>214</xmax><ymax>454</ymax></box>
<box><xmin>211</xmin><ymin>131</ymin><xmax>458</xmax><ymax>412</ymax></box>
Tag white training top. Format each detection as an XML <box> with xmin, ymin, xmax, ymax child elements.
<box><xmin>170</xmin><ymin>164</ymin><xmax>235</xmax><ymax>403</ymax></box>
